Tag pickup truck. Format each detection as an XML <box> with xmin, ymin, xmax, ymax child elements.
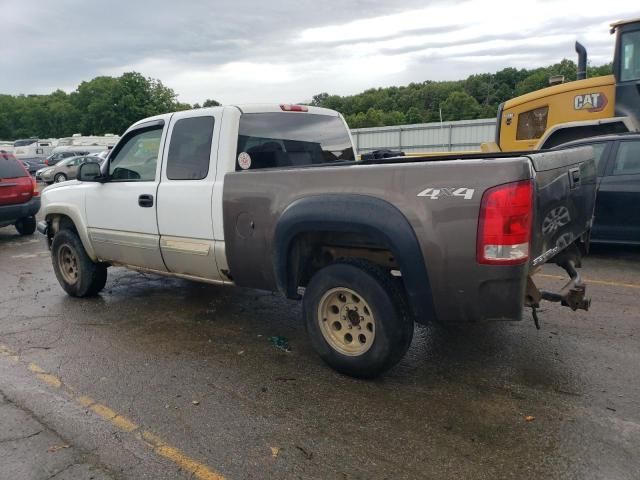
<box><xmin>38</xmin><ymin>104</ymin><xmax>597</xmax><ymax>378</ymax></box>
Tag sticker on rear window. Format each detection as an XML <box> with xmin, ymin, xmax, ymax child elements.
<box><xmin>237</xmin><ymin>152</ymin><xmax>251</xmax><ymax>170</ymax></box>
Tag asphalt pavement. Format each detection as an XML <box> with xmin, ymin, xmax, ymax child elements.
<box><xmin>0</xmin><ymin>224</ymin><xmax>638</xmax><ymax>479</ymax></box>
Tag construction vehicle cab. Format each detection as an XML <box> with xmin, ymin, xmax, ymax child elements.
<box><xmin>488</xmin><ymin>18</ymin><xmax>640</xmax><ymax>152</ymax></box>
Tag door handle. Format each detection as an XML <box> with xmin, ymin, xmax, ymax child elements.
<box><xmin>138</xmin><ymin>194</ymin><xmax>154</xmax><ymax>208</ymax></box>
<box><xmin>568</xmin><ymin>167</ymin><xmax>580</xmax><ymax>189</ymax></box>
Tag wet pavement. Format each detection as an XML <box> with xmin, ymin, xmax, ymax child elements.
<box><xmin>0</xmin><ymin>224</ymin><xmax>639</xmax><ymax>479</ymax></box>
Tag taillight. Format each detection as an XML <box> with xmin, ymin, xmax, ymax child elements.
<box><xmin>32</xmin><ymin>177</ymin><xmax>39</xmax><ymax>197</ymax></box>
<box><xmin>477</xmin><ymin>180</ymin><xmax>533</xmax><ymax>265</ymax></box>
<box><xmin>280</xmin><ymin>104</ymin><xmax>308</xmax><ymax>112</ymax></box>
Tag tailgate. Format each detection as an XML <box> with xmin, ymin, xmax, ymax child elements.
<box><xmin>527</xmin><ymin>146</ymin><xmax>597</xmax><ymax>266</ymax></box>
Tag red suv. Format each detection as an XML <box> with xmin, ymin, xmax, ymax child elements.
<box><xmin>0</xmin><ymin>151</ymin><xmax>40</xmax><ymax>235</ymax></box>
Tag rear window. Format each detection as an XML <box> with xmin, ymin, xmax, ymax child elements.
<box><xmin>236</xmin><ymin>113</ymin><xmax>354</xmax><ymax>171</ymax></box>
<box><xmin>0</xmin><ymin>155</ymin><xmax>27</xmax><ymax>178</ymax></box>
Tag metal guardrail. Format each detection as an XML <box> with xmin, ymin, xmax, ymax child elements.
<box><xmin>351</xmin><ymin>118</ymin><xmax>497</xmax><ymax>153</ymax></box>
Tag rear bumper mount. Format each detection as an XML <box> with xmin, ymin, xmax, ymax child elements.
<box><xmin>526</xmin><ymin>257</ymin><xmax>591</xmax><ymax>329</ymax></box>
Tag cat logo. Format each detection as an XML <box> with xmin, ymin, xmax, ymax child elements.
<box><xmin>573</xmin><ymin>92</ymin><xmax>608</xmax><ymax>113</ymax></box>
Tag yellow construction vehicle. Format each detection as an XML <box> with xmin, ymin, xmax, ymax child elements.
<box><xmin>483</xmin><ymin>17</ymin><xmax>640</xmax><ymax>152</ymax></box>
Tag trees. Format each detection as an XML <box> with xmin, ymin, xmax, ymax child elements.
<box><xmin>0</xmin><ymin>73</ymin><xmax>192</xmax><ymax>139</ymax></box>
<box><xmin>311</xmin><ymin>59</ymin><xmax>613</xmax><ymax>128</ymax></box>
<box><xmin>202</xmin><ymin>99</ymin><xmax>221</xmax><ymax>107</ymax></box>
<box><xmin>440</xmin><ymin>92</ymin><xmax>482</xmax><ymax>121</ymax></box>
<box><xmin>0</xmin><ymin>60</ymin><xmax>617</xmax><ymax>139</ymax></box>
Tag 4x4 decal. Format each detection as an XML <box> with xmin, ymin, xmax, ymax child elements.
<box><xmin>417</xmin><ymin>187</ymin><xmax>475</xmax><ymax>200</ymax></box>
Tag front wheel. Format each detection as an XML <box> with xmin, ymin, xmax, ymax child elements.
<box><xmin>51</xmin><ymin>229</ymin><xmax>107</xmax><ymax>297</ymax></box>
<box><xmin>54</xmin><ymin>173</ymin><xmax>67</xmax><ymax>183</ymax></box>
<box><xmin>303</xmin><ymin>260</ymin><xmax>414</xmax><ymax>378</ymax></box>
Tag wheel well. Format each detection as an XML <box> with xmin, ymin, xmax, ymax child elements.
<box><xmin>46</xmin><ymin>214</ymin><xmax>78</xmax><ymax>238</ymax></box>
<box><xmin>286</xmin><ymin>231</ymin><xmax>398</xmax><ymax>296</ymax></box>
<box><xmin>540</xmin><ymin>121</ymin><xmax>629</xmax><ymax>149</ymax></box>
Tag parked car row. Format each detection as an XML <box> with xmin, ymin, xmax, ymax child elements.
<box><xmin>36</xmin><ymin>155</ymin><xmax>105</xmax><ymax>184</ymax></box>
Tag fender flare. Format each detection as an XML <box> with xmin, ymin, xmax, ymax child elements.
<box><xmin>273</xmin><ymin>194</ymin><xmax>436</xmax><ymax>324</ymax></box>
<box><xmin>44</xmin><ymin>204</ymin><xmax>97</xmax><ymax>261</ymax></box>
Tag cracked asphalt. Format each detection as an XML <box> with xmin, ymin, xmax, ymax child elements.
<box><xmin>0</xmin><ymin>222</ymin><xmax>639</xmax><ymax>479</ymax></box>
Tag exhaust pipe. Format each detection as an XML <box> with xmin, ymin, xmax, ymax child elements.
<box><xmin>575</xmin><ymin>41</ymin><xmax>587</xmax><ymax>80</ymax></box>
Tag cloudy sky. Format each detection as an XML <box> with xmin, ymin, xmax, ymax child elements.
<box><xmin>1</xmin><ymin>0</ymin><xmax>637</xmax><ymax>104</ymax></box>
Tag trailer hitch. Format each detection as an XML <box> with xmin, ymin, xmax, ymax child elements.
<box><xmin>526</xmin><ymin>258</ymin><xmax>591</xmax><ymax>329</ymax></box>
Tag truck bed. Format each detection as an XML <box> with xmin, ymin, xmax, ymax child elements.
<box><xmin>222</xmin><ymin>147</ymin><xmax>596</xmax><ymax>325</ymax></box>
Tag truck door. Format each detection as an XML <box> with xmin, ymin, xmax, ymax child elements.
<box><xmin>156</xmin><ymin>109</ymin><xmax>223</xmax><ymax>280</ymax></box>
<box><xmin>596</xmin><ymin>139</ymin><xmax>640</xmax><ymax>243</ymax></box>
<box><xmin>84</xmin><ymin>120</ymin><xmax>167</xmax><ymax>270</ymax></box>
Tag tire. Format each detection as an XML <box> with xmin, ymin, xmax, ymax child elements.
<box><xmin>54</xmin><ymin>173</ymin><xmax>67</xmax><ymax>183</ymax></box>
<box><xmin>303</xmin><ymin>259</ymin><xmax>414</xmax><ymax>379</ymax></box>
<box><xmin>15</xmin><ymin>216</ymin><xmax>36</xmax><ymax>235</ymax></box>
<box><xmin>51</xmin><ymin>229</ymin><xmax>107</xmax><ymax>297</ymax></box>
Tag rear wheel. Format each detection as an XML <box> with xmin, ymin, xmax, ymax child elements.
<box><xmin>303</xmin><ymin>260</ymin><xmax>414</xmax><ymax>378</ymax></box>
<box><xmin>54</xmin><ymin>173</ymin><xmax>67</xmax><ymax>183</ymax></box>
<box><xmin>15</xmin><ymin>216</ymin><xmax>36</xmax><ymax>235</ymax></box>
<box><xmin>51</xmin><ymin>229</ymin><xmax>107</xmax><ymax>297</ymax></box>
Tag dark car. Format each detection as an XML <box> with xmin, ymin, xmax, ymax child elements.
<box><xmin>0</xmin><ymin>151</ymin><xmax>40</xmax><ymax>235</ymax></box>
<box><xmin>20</xmin><ymin>157</ymin><xmax>46</xmax><ymax>175</ymax></box>
<box><xmin>553</xmin><ymin>133</ymin><xmax>640</xmax><ymax>244</ymax></box>
<box><xmin>44</xmin><ymin>150</ymin><xmax>89</xmax><ymax>166</ymax></box>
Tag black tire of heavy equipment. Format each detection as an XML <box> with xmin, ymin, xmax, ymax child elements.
<box><xmin>302</xmin><ymin>259</ymin><xmax>414</xmax><ymax>379</ymax></box>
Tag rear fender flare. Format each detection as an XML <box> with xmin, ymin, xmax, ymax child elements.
<box><xmin>273</xmin><ymin>194</ymin><xmax>436</xmax><ymax>324</ymax></box>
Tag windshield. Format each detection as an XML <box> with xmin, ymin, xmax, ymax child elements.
<box><xmin>620</xmin><ymin>30</ymin><xmax>640</xmax><ymax>82</ymax></box>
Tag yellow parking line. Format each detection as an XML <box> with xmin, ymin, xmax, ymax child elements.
<box><xmin>0</xmin><ymin>343</ymin><xmax>226</xmax><ymax>480</ymax></box>
<box><xmin>537</xmin><ymin>273</ymin><xmax>640</xmax><ymax>290</ymax></box>
<box><xmin>36</xmin><ymin>373</ymin><xmax>62</xmax><ymax>388</ymax></box>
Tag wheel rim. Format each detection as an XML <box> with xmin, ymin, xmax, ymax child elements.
<box><xmin>55</xmin><ymin>174</ymin><xmax>66</xmax><ymax>183</ymax></box>
<box><xmin>318</xmin><ymin>287</ymin><xmax>375</xmax><ymax>356</ymax></box>
<box><xmin>57</xmin><ymin>244</ymin><xmax>79</xmax><ymax>285</ymax></box>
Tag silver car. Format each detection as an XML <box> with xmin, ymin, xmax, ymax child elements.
<box><xmin>37</xmin><ymin>156</ymin><xmax>101</xmax><ymax>184</ymax></box>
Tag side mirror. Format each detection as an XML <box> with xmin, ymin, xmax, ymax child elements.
<box><xmin>77</xmin><ymin>162</ymin><xmax>104</xmax><ymax>182</ymax></box>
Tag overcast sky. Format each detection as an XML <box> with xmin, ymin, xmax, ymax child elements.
<box><xmin>1</xmin><ymin>0</ymin><xmax>637</xmax><ymax>104</ymax></box>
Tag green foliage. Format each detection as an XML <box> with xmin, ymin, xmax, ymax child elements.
<box><xmin>0</xmin><ymin>73</ymin><xmax>220</xmax><ymax>139</ymax></box>
<box><xmin>312</xmin><ymin>60</ymin><xmax>613</xmax><ymax>128</ymax></box>
<box><xmin>202</xmin><ymin>98</ymin><xmax>221</xmax><ymax>107</ymax></box>
<box><xmin>0</xmin><ymin>59</ymin><xmax>613</xmax><ymax>138</ymax></box>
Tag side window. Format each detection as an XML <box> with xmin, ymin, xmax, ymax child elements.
<box><xmin>166</xmin><ymin>116</ymin><xmax>214</xmax><ymax>180</ymax></box>
<box><xmin>516</xmin><ymin>106</ymin><xmax>548</xmax><ymax>140</ymax></box>
<box><xmin>620</xmin><ymin>30</ymin><xmax>640</xmax><ymax>82</ymax></box>
<box><xmin>612</xmin><ymin>141</ymin><xmax>640</xmax><ymax>175</ymax></box>
<box><xmin>109</xmin><ymin>127</ymin><xmax>163</xmax><ymax>182</ymax></box>
<box><xmin>589</xmin><ymin>143</ymin><xmax>607</xmax><ymax>170</ymax></box>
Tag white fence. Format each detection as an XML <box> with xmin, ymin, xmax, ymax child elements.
<box><xmin>350</xmin><ymin>118</ymin><xmax>497</xmax><ymax>154</ymax></box>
